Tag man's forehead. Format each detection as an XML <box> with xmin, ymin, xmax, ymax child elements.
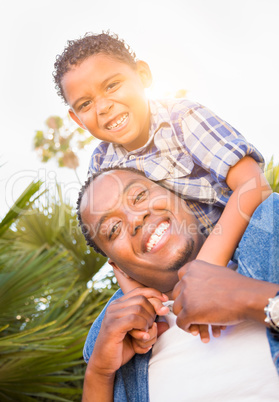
<box><xmin>82</xmin><ymin>170</ymin><xmax>152</xmax><ymax>214</ymax></box>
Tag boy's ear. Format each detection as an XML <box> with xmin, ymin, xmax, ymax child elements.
<box><xmin>136</xmin><ymin>60</ymin><xmax>152</xmax><ymax>88</ymax></box>
<box><xmin>108</xmin><ymin>259</ymin><xmax>130</xmax><ymax>279</ymax></box>
<box><xmin>68</xmin><ymin>109</ymin><xmax>86</xmax><ymax>130</ymax></box>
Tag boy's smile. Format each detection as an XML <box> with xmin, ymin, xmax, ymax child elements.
<box><xmin>62</xmin><ymin>54</ymin><xmax>152</xmax><ymax>151</ymax></box>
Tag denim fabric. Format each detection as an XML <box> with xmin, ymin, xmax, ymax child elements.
<box><xmin>83</xmin><ymin>289</ymin><xmax>150</xmax><ymax>401</ymax></box>
<box><xmin>233</xmin><ymin>192</ymin><xmax>279</xmax><ymax>372</ymax></box>
<box><xmin>83</xmin><ymin>193</ymin><xmax>279</xmax><ymax>401</ymax></box>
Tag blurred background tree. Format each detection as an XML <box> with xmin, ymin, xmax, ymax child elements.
<box><xmin>33</xmin><ymin>115</ymin><xmax>94</xmax><ymax>183</ymax></box>
<box><xmin>265</xmin><ymin>158</ymin><xmax>279</xmax><ymax>193</ymax></box>
<box><xmin>0</xmin><ymin>180</ymin><xmax>117</xmax><ymax>401</ymax></box>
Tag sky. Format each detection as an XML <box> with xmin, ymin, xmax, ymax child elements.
<box><xmin>1</xmin><ymin>0</ymin><xmax>279</xmax><ymax>217</ymax></box>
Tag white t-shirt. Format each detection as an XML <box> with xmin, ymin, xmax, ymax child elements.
<box><xmin>149</xmin><ymin>308</ymin><xmax>279</xmax><ymax>401</ymax></box>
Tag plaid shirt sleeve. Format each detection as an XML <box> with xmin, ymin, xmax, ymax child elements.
<box><xmin>179</xmin><ymin>103</ymin><xmax>265</xmax><ymax>186</ymax></box>
<box><xmin>87</xmin><ymin>142</ymin><xmax>108</xmax><ymax>176</ymax></box>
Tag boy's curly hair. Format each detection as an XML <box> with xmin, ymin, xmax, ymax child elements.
<box><xmin>53</xmin><ymin>31</ymin><xmax>137</xmax><ymax>103</ymax></box>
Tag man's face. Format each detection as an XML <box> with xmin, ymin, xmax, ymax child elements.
<box><xmin>80</xmin><ymin>170</ymin><xmax>205</xmax><ymax>293</ymax></box>
<box><xmin>62</xmin><ymin>54</ymin><xmax>151</xmax><ymax>152</ymax></box>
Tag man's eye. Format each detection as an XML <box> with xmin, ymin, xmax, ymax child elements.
<box><xmin>134</xmin><ymin>190</ymin><xmax>147</xmax><ymax>204</ymax></box>
<box><xmin>109</xmin><ymin>222</ymin><xmax>121</xmax><ymax>239</ymax></box>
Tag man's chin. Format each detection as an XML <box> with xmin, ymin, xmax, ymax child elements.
<box><xmin>167</xmin><ymin>238</ymin><xmax>194</xmax><ymax>272</ymax></box>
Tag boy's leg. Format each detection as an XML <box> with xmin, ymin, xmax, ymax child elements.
<box><xmin>234</xmin><ymin>193</ymin><xmax>279</xmax><ymax>283</ymax></box>
<box><xmin>233</xmin><ymin>193</ymin><xmax>279</xmax><ymax>373</ymax></box>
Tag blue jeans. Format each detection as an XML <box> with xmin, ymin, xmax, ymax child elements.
<box><xmin>84</xmin><ymin>193</ymin><xmax>279</xmax><ymax>401</ymax></box>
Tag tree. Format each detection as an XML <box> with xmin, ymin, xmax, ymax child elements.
<box><xmin>33</xmin><ymin>116</ymin><xmax>95</xmax><ymax>183</ymax></box>
<box><xmin>0</xmin><ymin>180</ymin><xmax>115</xmax><ymax>401</ymax></box>
<box><xmin>265</xmin><ymin>158</ymin><xmax>279</xmax><ymax>193</ymax></box>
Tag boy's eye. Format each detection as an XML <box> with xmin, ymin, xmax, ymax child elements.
<box><xmin>109</xmin><ymin>222</ymin><xmax>121</xmax><ymax>240</ymax></box>
<box><xmin>80</xmin><ymin>100</ymin><xmax>92</xmax><ymax>110</ymax></box>
<box><xmin>106</xmin><ymin>81</ymin><xmax>120</xmax><ymax>91</ymax></box>
<box><xmin>134</xmin><ymin>190</ymin><xmax>147</xmax><ymax>204</ymax></box>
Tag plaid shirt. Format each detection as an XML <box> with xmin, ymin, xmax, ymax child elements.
<box><xmin>88</xmin><ymin>99</ymin><xmax>264</xmax><ymax>234</ymax></box>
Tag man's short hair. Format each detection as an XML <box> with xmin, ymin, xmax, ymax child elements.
<box><xmin>53</xmin><ymin>31</ymin><xmax>137</xmax><ymax>103</ymax></box>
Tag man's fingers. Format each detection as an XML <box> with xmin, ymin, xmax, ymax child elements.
<box><xmin>211</xmin><ymin>325</ymin><xmax>226</xmax><ymax>337</ymax></box>
<box><xmin>119</xmin><ymin>287</ymin><xmax>168</xmax><ymax>304</ymax></box>
<box><xmin>198</xmin><ymin>325</ymin><xmax>210</xmax><ymax>343</ymax></box>
<box><xmin>188</xmin><ymin>324</ymin><xmax>200</xmax><ymax>336</ymax></box>
<box><xmin>130</xmin><ymin>322</ymin><xmax>158</xmax><ymax>353</ymax></box>
<box><xmin>106</xmin><ymin>299</ymin><xmax>157</xmax><ymax>335</ymax></box>
<box><xmin>188</xmin><ymin>324</ymin><xmax>210</xmax><ymax>343</ymax></box>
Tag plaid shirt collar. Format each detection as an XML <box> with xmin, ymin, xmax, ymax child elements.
<box><xmin>105</xmin><ymin>99</ymin><xmax>172</xmax><ymax>158</ymax></box>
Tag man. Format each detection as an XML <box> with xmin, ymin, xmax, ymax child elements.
<box><xmin>77</xmin><ymin>168</ymin><xmax>279</xmax><ymax>401</ymax></box>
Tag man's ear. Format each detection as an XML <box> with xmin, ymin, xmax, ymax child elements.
<box><xmin>108</xmin><ymin>259</ymin><xmax>130</xmax><ymax>279</ymax></box>
<box><xmin>136</xmin><ymin>60</ymin><xmax>152</xmax><ymax>88</ymax></box>
<box><xmin>68</xmin><ymin>109</ymin><xmax>86</xmax><ymax>130</ymax></box>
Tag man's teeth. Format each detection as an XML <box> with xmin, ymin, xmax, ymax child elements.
<box><xmin>107</xmin><ymin>113</ymin><xmax>128</xmax><ymax>130</ymax></box>
<box><xmin>146</xmin><ymin>222</ymin><xmax>169</xmax><ymax>252</ymax></box>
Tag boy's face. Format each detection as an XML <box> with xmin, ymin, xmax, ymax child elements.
<box><xmin>62</xmin><ymin>54</ymin><xmax>152</xmax><ymax>152</ymax></box>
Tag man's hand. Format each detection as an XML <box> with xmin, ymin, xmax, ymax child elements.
<box><xmin>91</xmin><ymin>287</ymin><xmax>167</xmax><ymax>376</ymax></box>
<box><xmin>83</xmin><ymin>287</ymin><xmax>167</xmax><ymax>401</ymax></box>
<box><xmin>172</xmin><ymin>260</ymin><xmax>279</xmax><ymax>332</ymax></box>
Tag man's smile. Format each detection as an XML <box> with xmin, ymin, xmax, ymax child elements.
<box><xmin>144</xmin><ymin>220</ymin><xmax>170</xmax><ymax>253</ymax></box>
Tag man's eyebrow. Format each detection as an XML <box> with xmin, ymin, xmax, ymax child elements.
<box><xmin>95</xmin><ymin>214</ymin><xmax>109</xmax><ymax>236</ymax></box>
<box><xmin>94</xmin><ymin>178</ymin><xmax>146</xmax><ymax>235</ymax></box>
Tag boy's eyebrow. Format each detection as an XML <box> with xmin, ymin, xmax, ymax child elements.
<box><xmin>102</xmin><ymin>73</ymin><xmax>121</xmax><ymax>87</ymax></box>
<box><xmin>72</xmin><ymin>74</ymin><xmax>122</xmax><ymax>110</ymax></box>
<box><xmin>72</xmin><ymin>96</ymin><xmax>90</xmax><ymax>110</ymax></box>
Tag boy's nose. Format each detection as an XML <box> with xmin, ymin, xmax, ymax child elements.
<box><xmin>96</xmin><ymin>98</ymin><xmax>113</xmax><ymax>115</ymax></box>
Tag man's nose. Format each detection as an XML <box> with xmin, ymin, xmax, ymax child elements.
<box><xmin>96</xmin><ymin>97</ymin><xmax>113</xmax><ymax>115</ymax></box>
<box><xmin>127</xmin><ymin>209</ymin><xmax>149</xmax><ymax>236</ymax></box>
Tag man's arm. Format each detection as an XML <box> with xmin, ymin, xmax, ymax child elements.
<box><xmin>82</xmin><ymin>288</ymin><xmax>166</xmax><ymax>401</ymax></box>
<box><xmin>172</xmin><ymin>260</ymin><xmax>279</xmax><ymax>330</ymax></box>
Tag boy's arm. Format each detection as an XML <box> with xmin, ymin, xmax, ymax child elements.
<box><xmin>196</xmin><ymin>156</ymin><xmax>272</xmax><ymax>265</ymax></box>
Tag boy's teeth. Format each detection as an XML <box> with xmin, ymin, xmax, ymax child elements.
<box><xmin>146</xmin><ymin>222</ymin><xmax>169</xmax><ymax>252</ymax></box>
<box><xmin>107</xmin><ymin>113</ymin><xmax>128</xmax><ymax>130</ymax></box>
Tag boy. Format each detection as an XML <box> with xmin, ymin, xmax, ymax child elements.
<box><xmin>53</xmin><ymin>32</ymin><xmax>271</xmax><ymax>309</ymax></box>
